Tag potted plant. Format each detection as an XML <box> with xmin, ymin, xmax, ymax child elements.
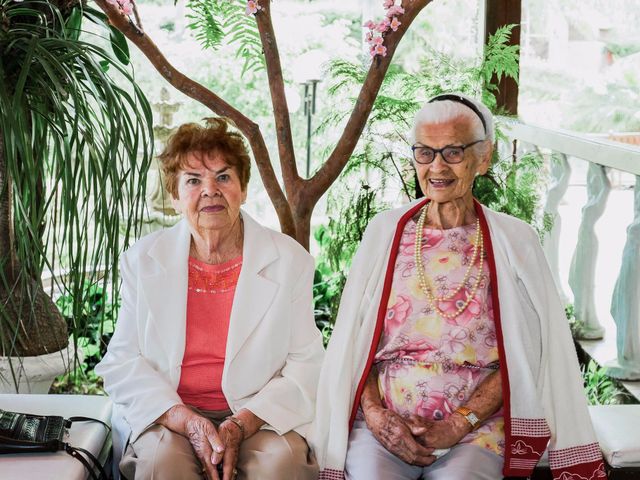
<box><xmin>0</xmin><ymin>0</ymin><xmax>153</xmax><ymax>392</ymax></box>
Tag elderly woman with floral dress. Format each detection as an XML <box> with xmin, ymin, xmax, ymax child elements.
<box><xmin>96</xmin><ymin>118</ymin><xmax>323</xmax><ymax>480</ymax></box>
<box><xmin>310</xmin><ymin>94</ymin><xmax>606</xmax><ymax>480</ymax></box>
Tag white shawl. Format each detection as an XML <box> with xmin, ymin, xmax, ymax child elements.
<box><xmin>309</xmin><ymin>199</ymin><xmax>606</xmax><ymax>480</ymax></box>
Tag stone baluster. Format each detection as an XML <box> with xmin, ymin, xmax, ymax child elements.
<box><xmin>542</xmin><ymin>152</ymin><xmax>571</xmax><ymax>305</ymax></box>
<box><xmin>568</xmin><ymin>162</ymin><xmax>610</xmax><ymax>339</ymax></box>
<box><xmin>608</xmin><ymin>175</ymin><xmax>640</xmax><ymax>380</ymax></box>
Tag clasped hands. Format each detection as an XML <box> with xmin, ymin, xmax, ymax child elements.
<box><xmin>363</xmin><ymin>404</ymin><xmax>471</xmax><ymax>466</ymax></box>
<box><xmin>160</xmin><ymin>404</ymin><xmax>242</xmax><ymax>480</ymax></box>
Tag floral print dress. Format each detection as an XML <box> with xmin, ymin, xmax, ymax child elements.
<box><xmin>375</xmin><ymin>218</ymin><xmax>505</xmax><ymax>456</ymax></box>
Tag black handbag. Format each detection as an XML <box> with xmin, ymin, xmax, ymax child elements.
<box><xmin>0</xmin><ymin>408</ymin><xmax>111</xmax><ymax>480</ymax></box>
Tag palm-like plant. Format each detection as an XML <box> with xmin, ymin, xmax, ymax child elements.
<box><xmin>0</xmin><ymin>0</ymin><xmax>153</xmax><ymax>371</ymax></box>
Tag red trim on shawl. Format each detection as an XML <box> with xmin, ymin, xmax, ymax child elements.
<box><xmin>475</xmin><ymin>200</ymin><xmax>517</xmax><ymax>476</ymax></box>
<box><xmin>347</xmin><ymin>198</ymin><xmax>430</xmax><ymax>429</ymax></box>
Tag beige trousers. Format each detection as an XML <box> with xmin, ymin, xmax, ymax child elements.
<box><xmin>120</xmin><ymin>409</ymin><xmax>318</xmax><ymax>480</ymax></box>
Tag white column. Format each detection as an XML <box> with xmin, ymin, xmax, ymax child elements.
<box><xmin>608</xmin><ymin>175</ymin><xmax>640</xmax><ymax>380</ymax></box>
<box><xmin>542</xmin><ymin>153</ymin><xmax>571</xmax><ymax>304</ymax></box>
<box><xmin>568</xmin><ymin>162</ymin><xmax>610</xmax><ymax>339</ymax></box>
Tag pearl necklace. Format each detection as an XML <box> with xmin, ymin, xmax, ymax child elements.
<box><xmin>414</xmin><ymin>204</ymin><xmax>485</xmax><ymax>319</ymax></box>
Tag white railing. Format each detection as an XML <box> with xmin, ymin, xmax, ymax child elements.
<box><xmin>500</xmin><ymin>118</ymin><xmax>640</xmax><ymax>386</ymax></box>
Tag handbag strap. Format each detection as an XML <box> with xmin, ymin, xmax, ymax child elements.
<box><xmin>68</xmin><ymin>416</ymin><xmax>111</xmax><ymax>433</ymax></box>
<box><xmin>66</xmin><ymin>415</ymin><xmax>111</xmax><ymax>480</ymax></box>
<box><xmin>64</xmin><ymin>443</ymin><xmax>108</xmax><ymax>480</ymax></box>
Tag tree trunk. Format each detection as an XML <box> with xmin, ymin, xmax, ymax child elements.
<box><xmin>0</xmin><ymin>125</ymin><xmax>68</xmax><ymax>357</ymax></box>
<box><xmin>293</xmin><ymin>211</ymin><xmax>312</xmax><ymax>252</ymax></box>
<box><xmin>0</xmin><ymin>127</ymin><xmax>14</xmax><ymax>278</ymax></box>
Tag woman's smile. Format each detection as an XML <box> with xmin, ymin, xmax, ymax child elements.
<box><xmin>428</xmin><ymin>178</ymin><xmax>455</xmax><ymax>189</ymax></box>
<box><xmin>200</xmin><ymin>205</ymin><xmax>225</xmax><ymax>213</ymax></box>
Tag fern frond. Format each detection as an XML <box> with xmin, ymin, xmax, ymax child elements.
<box><xmin>186</xmin><ymin>0</ymin><xmax>225</xmax><ymax>50</ymax></box>
<box><xmin>185</xmin><ymin>0</ymin><xmax>264</xmax><ymax>76</ymax></box>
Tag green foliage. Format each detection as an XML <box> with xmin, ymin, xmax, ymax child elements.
<box><xmin>160</xmin><ymin>21</ymin><xmax>175</xmax><ymax>33</ymax></box>
<box><xmin>565</xmin><ymin>68</ymin><xmax>640</xmax><ymax>133</ymax></box>
<box><xmin>0</xmin><ymin>0</ymin><xmax>153</xmax><ymax>358</ymax></box>
<box><xmin>581</xmin><ymin>360</ymin><xmax>635</xmax><ymax>406</ymax></box>
<box><xmin>565</xmin><ymin>302</ymin><xmax>586</xmax><ymax>337</ymax></box>
<box><xmin>481</xmin><ymin>25</ymin><xmax>520</xmax><ymax>109</ymax></box>
<box><xmin>186</xmin><ymin>0</ymin><xmax>225</xmax><ymax>50</ymax></box>
<box><xmin>186</xmin><ymin>0</ymin><xmax>265</xmax><ymax>76</ymax></box>
<box><xmin>56</xmin><ymin>282</ymin><xmax>117</xmax><ymax>361</ymax></box>
<box><xmin>52</xmin><ymin>282</ymin><xmax>117</xmax><ymax>394</ymax></box>
<box><xmin>313</xmin><ymin>184</ymin><xmax>386</xmax><ymax>343</ymax></box>
<box><xmin>473</xmin><ymin>150</ymin><xmax>553</xmax><ymax>237</ymax></box>
<box><xmin>606</xmin><ymin>42</ymin><xmax>640</xmax><ymax>59</ymax></box>
<box><xmin>566</xmin><ymin>305</ymin><xmax>637</xmax><ymax>405</ymax></box>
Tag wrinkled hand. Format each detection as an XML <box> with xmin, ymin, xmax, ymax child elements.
<box><xmin>217</xmin><ymin>420</ymin><xmax>243</xmax><ymax>480</ymax></box>
<box><xmin>405</xmin><ymin>414</ymin><xmax>469</xmax><ymax>449</ymax></box>
<box><xmin>184</xmin><ymin>411</ymin><xmax>225</xmax><ymax>480</ymax></box>
<box><xmin>363</xmin><ymin>405</ymin><xmax>436</xmax><ymax>466</ymax></box>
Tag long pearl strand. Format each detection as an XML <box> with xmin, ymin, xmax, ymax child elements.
<box><xmin>414</xmin><ymin>204</ymin><xmax>484</xmax><ymax>319</ymax></box>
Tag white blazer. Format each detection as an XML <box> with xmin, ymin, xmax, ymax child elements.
<box><xmin>96</xmin><ymin>211</ymin><xmax>324</xmax><ymax>467</ymax></box>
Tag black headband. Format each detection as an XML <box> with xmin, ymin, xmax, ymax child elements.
<box><xmin>428</xmin><ymin>94</ymin><xmax>487</xmax><ymax>135</ymax></box>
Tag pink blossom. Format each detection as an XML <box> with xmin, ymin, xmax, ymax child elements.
<box><xmin>376</xmin><ymin>18</ymin><xmax>391</xmax><ymax>33</ymax></box>
<box><xmin>365</xmin><ymin>31</ymin><xmax>374</xmax><ymax>43</ymax></box>
<box><xmin>384</xmin><ymin>294</ymin><xmax>413</xmax><ymax>335</ymax></box>
<box><xmin>246</xmin><ymin>0</ymin><xmax>262</xmax><ymax>15</ymax></box>
<box><xmin>372</xmin><ymin>44</ymin><xmax>387</xmax><ymax>57</ymax></box>
<box><xmin>372</xmin><ymin>35</ymin><xmax>384</xmax><ymax>46</ymax></box>
<box><xmin>118</xmin><ymin>0</ymin><xmax>133</xmax><ymax>15</ymax></box>
<box><xmin>390</xmin><ymin>17</ymin><xmax>401</xmax><ymax>31</ymax></box>
<box><xmin>364</xmin><ymin>19</ymin><xmax>376</xmax><ymax>29</ymax></box>
<box><xmin>386</xmin><ymin>5</ymin><xmax>405</xmax><ymax>17</ymax></box>
<box><xmin>383</xmin><ymin>0</ymin><xmax>395</xmax><ymax>8</ymax></box>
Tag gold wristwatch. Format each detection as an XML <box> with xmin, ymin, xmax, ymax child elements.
<box><xmin>454</xmin><ymin>406</ymin><xmax>481</xmax><ymax>430</ymax></box>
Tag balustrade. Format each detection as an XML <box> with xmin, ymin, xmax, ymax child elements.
<box><xmin>502</xmin><ymin>118</ymin><xmax>640</xmax><ymax>385</ymax></box>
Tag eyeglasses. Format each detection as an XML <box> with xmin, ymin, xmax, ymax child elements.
<box><xmin>411</xmin><ymin>140</ymin><xmax>485</xmax><ymax>165</ymax></box>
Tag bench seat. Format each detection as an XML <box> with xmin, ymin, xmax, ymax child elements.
<box><xmin>531</xmin><ymin>405</ymin><xmax>640</xmax><ymax>480</ymax></box>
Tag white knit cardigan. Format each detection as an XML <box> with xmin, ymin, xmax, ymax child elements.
<box><xmin>309</xmin><ymin>199</ymin><xmax>606</xmax><ymax>480</ymax></box>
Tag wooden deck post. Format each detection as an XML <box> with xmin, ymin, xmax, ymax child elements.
<box><xmin>484</xmin><ymin>0</ymin><xmax>521</xmax><ymax>115</ymax></box>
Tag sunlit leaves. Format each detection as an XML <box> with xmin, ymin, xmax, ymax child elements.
<box><xmin>186</xmin><ymin>0</ymin><xmax>264</xmax><ymax>77</ymax></box>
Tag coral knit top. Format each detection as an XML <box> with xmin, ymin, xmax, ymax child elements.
<box><xmin>177</xmin><ymin>255</ymin><xmax>243</xmax><ymax>411</ymax></box>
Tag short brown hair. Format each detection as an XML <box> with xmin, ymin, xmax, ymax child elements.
<box><xmin>158</xmin><ymin>118</ymin><xmax>251</xmax><ymax>198</ymax></box>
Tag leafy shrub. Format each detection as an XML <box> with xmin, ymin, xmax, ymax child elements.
<box><xmin>51</xmin><ymin>283</ymin><xmax>118</xmax><ymax>394</ymax></box>
<box><xmin>581</xmin><ymin>360</ymin><xmax>636</xmax><ymax>406</ymax></box>
<box><xmin>313</xmin><ymin>184</ymin><xmax>385</xmax><ymax>344</ymax></box>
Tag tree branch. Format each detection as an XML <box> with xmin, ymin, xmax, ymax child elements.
<box><xmin>254</xmin><ymin>1</ymin><xmax>300</xmax><ymax>195</ymax></box>
<box><xmin>94</xmin><ymin>0</ymin><xmax>296</xmax><ymax>236</ymax></box>
<box><xmin>306</xmin><ymin>0</ymin><xmax>431</xmax><ymax>204</ymax></box>
<box><xmin>131</xmin><ymin>0</ymin><xmax>143</xmax><ymax>31</ymax></box>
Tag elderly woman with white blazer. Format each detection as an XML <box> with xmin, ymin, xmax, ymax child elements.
<box><xmin>96</xmin><ymin>118</ymin><xmax>324</xmax><ymax>480</ymax></box>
